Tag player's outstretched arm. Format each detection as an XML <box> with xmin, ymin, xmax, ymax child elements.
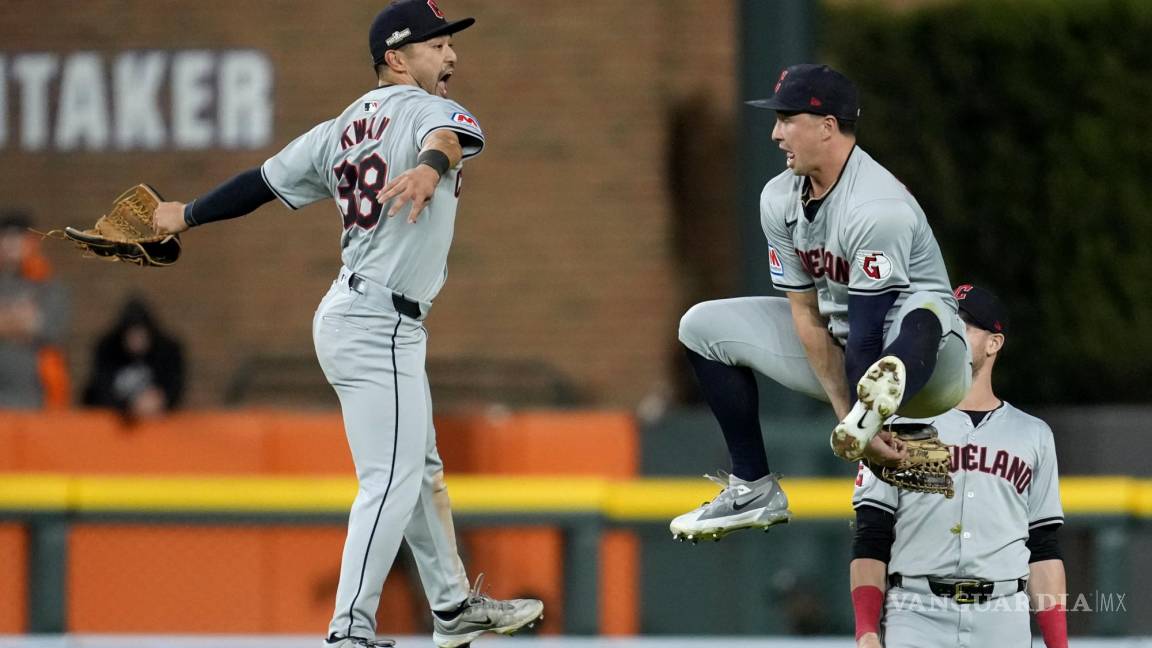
<box><xmin>378</xmin><ymin>129</ymin><xmax>463</xmax><ymax>224</ymax></box>
<box><xmin>787</xmin><ymin>291</ymin><xmax>851</xmax><ymax>418</ymax></box>
<box><xmin>154</xmin><ymin>168</ymin><xmax>276</xmax><ymax>235</ymax></box>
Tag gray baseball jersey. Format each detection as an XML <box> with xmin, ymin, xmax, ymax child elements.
<box><xmin>853</xmin><ymin>403</ymin><xmax>1064</xmax><ymax>647</ymax></box>
<box><xmin>263</xmin><ymin>83</ymin><xmax>484</xmax><ymax>640</ymax></box>
<box><xmin>263</xmin><ymin>84</ymin><xmax>484</xmax><ymax>306</ymax></box>
<box><xmin>761</xmin><ymin>146</ymin><xmax>955</xmax><ymax>343</ymax></box>
<box><xmin>679</xmin><ymin>146</ymin><xmax>971</xmax><ymax>420</ymax></box>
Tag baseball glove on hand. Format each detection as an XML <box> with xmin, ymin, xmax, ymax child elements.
<box><xmin>50</xmin><ymin>184</ymin><xmax>180</xmax><ymax>266</ymax></box>
<box><xmin>865</xmin><ymin>423</ymin><xmax>955</xmax><ymax>498</ymax></box>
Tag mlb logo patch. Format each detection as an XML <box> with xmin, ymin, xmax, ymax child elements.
<box><xmin>452</xmin><ymin>112</ymin><xmax>481</xmax><ymax>131</ymax></box>
<box><xmin>363</xmin><ymin>101</ymin><xmax>380</xmax><ymax>113</ymax></box>
<box><xmin>768</xmin><ymin>244</ymin><xmax>784</xmax><ymax>278</ymax></box>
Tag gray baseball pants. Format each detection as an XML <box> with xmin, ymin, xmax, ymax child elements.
<box><xmin>314</xmin><ymin>269</ymin><xmax>469</xmax><ymax>640</ymax></box>
<box><xmin>678</xmin><ymin>291</ymin><xmax>971</xmax><ymax>417</ymax></box>
<box><xmin>883</xmin><ymin>582</ymin><xmax>1031</xmax><ymax>647</ymax></box>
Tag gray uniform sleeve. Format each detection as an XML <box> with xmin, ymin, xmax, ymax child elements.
<box><xmin>1028</xmin><ymin>423</ymin><xmax>1064</xmax><ymax>528</ymax></box>
<box><xmin>761</xmin><ymin>187</ymin><xmax>813</xmax><ymax>292</ymax></box>
<box><xmin>843</xmin><ymin>200</ymin><xmax>915</xmax><ymax>295</ymax></box>
<box><xmin>413</xmin><ymin>99</ymin><xmax>485</xmax><ymax>159</ymax></box>
<box><xmin>852</xmin><ymin>461</ymin><xmax>899</xmax><ymax>515</ymax></box>
<box><xmin>261</xmin><ymin>120</ymin><xmax>335</xmax><ymax>210</ymax></box>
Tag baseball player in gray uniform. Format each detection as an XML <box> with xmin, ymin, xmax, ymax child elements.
<box><xmin>153</xmin><ymin>2</ymin><xmax>543</xmax><ymax>647</ymax></box>
<box><xmin>672</xmin><ymin>64</ymin><xmax>971</xmax><ymax>542</ymax></box>
<box><xmin>851</xmin><ymin>285</ymin><xmax>1068</xmax><ymax>648</ymax></box>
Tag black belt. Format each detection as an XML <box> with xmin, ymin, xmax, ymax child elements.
<box><xmin>346</xmin><ymin>272</ymin><xmax>422</xmax><ymax>319</ymax></box>
<box><xmin>888</xmin><ymin>573</ymin><xmax>1027</xmax><ymax>605</ymax></box>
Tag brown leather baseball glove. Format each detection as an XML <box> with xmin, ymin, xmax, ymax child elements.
<box><xmin>865</xmin><ymin>423</ymin><xmax>955</xmax><ymax>497</ymax></box>
<box><xmin>50</xmin><ymin>184</ymin><xmax>180</xmax><ymax>266</ymax></box>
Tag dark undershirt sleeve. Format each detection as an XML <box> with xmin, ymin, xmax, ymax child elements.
<box><xmin>844</xmin><ymin>291</ymin><xmax>900</xmax><ymax>401</ymax></box>
<box><xmin>1026</xmin><ymin>522</ymin><xmax>1063</xmax><ymax>563</ymax></box>
<box><xmin>853</xmin><ymin>504</ymin><xmax>896</xmax><ymax>563</ymax></box>
<box><xmin>183</xmin><ymin>167</ymin><xmax>276</xmax><ymax>227</ymax></box>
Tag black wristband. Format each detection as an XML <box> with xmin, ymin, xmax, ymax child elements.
<box><xmin>183</xmin><ymin>201</ymin><xmax>199</xmax><ymax>228</ymax></box>
<box><xmin>416</xmin><ymin>149</ymin><xmax>451</xmax><ymax>178</ymax></box>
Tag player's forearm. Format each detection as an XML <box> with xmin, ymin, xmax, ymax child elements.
<box><xmin>844</xmin><ymin>292</ymin><xmax>899</xmax><ymax>389</ymax></box>
<box><xmin>850</xmin><ymin>558</ymin><xmax>888</xmax><ymax>591</ymax></box>
<box><xmin>183</xmin><ymin>167</ymin><xmax>276</xmax><ymax>228</ymax></box>
<box><xmin>1028</xmin><ymin>559</ymin><xmax>1067</xmax><ymax>611</ymax></box>
<box><xmin>799</xmin><ymin>331</ymin><xmax>850</xmax><ymax>419</ymax></box>
<box><xmin>1030</xmin><ymin>559</ymin><xmax>1068</xmax><ymax>648</ymax></box>
<box><xmin>789</xmin><ymin>294</ymin><xmax>851</xmax><ymax>418</ymax></box>
<box><xmin>420</xmin><ymin>129</ymin><xmax>463</xmax><ymax>172</ymax></box>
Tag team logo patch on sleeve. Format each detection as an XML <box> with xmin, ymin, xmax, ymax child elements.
<box><xmin>856</xmin><ymin>250</ymin><xmax>892</xmax><ymax>281</ymax></box>
<box><xmin>768</xmin><ymin>244</ymin><xmax>784</xmax><ymax>278</ymax></box>
<box><xmin>451</xmin><ymin>112</ymin><xmax>482</xmax><ymax>132</ymax></box>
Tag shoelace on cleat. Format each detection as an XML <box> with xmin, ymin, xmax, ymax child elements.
<box><xmin>699</xmin><ymin>471</ymin><xmax>734</xmax><ymax>507</ymax></box>
<box><xmin>465</xmin><ymin>573</ymin><xmax>514</xmax><ymax>612</ymax></box>
<box><xmin>336</xmin><ymin>637</ymin><xmax>395</xmax><ymax>648</ymax></box>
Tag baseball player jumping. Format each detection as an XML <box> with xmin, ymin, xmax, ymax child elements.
<box><xmin>672</xmin><ymin>64</ymin><xmax>971</xmax><ymax>542</ymax></box>
<box><xmin>153</xmin><ymin>2</ymin><xmax>543</xmax><ymax>646</ymax></box>
<box><xmin>851</xmin><ymin>284</ymin><xmax>1068</xmax><ymax>648</ymax></box>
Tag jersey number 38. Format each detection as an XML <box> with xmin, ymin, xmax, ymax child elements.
<box><xmin>334</xmin><ymin>154</ymin><xmax>388</xmax><ymax>230</ymax></box>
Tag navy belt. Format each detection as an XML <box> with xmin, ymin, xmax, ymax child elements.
<box><xmin>346</xmin><ymin>272</ymin><xmax>422</xmax><ymax>320</ymax></box>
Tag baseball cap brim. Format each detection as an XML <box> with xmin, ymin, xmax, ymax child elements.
<box><xmin>745</xmin><ymin>98</ymin><xmax>796</xmax><ymax>111</ymax></box>
<box><xmin>409</xmin><ymin>17</ymin><xmax>475</xmax><ymax>45</ymax></box>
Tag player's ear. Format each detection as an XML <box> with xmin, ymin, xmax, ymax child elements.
<box><xmin>822</xmin><ymin>115</ymin><xmax>837</xmax><ymax>139</ymax></box>
<box><xmin>987</xmin><ymin>332</ymin><xmax>1005</xmax><ymax>356</ymax></box>
<box><xmin>383</xmin><ymin>48</ymin><xmax>407</xmax><ymax>74</ymax></box>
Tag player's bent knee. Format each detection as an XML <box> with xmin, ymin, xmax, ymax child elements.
<box><xmin>678</xmin><ymin>301</ymin><xmax>720</xmax><ymax>357</ymax></box>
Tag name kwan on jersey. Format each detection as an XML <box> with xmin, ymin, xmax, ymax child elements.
<box><xmin>0</xmin><ymin>50</ymin><xmax>274</xmax><ymax>152</ymax></box>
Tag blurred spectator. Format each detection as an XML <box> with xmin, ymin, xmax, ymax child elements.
<box><xmin>83</xmin><ymin>297</ymin><xmax>185</xmax><ymax>419</ymax></box>
<box><xmin>0</xmin><ymin>210</ymin><xmax>70</xmax><ymax>409</ymax></box>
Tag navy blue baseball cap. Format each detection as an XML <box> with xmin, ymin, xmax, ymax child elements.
<box><xmin>954</xmin><ymin>284</ymin><xmax>1010</xmax><ymax>334</ymax></box>
<box><xmin>747</xmin><ymin>64</ymin><xmax>861</xmax><ymax>122</ymax></box>
<box><xmin>370</xmin><ymin>0</ymin><xmax>475</xmax><ymax>65</ymax></box>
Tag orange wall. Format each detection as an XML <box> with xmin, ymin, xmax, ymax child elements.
<box><xmin>0</xmin><ymin>409</ymin><xmax>637</xmax><ymax>634</ymax></box>
<box><xmin>0</xmin><ymin>524</ymin><xmax>27</xmax><ymax>633</ymax></box>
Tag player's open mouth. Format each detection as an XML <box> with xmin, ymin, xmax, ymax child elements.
<box><xmin>785</xmin><ymin>151</ymin><xmax>795</xmax><ymax>165</ymax></box>
<box><xmin>437</xmin><ymin>71</ymin><xmax>452</xmax><ymax>96</ymax></box>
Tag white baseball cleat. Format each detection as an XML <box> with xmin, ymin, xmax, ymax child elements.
<box><xmin>831</xmin><ymin>355</ymin><xmax>906</xmax><ymax>461</ymax></box>
<box><xmin>669</xmin><ymin>472</ymin><xmax>791</xmax><ymax>543</ymax></box>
